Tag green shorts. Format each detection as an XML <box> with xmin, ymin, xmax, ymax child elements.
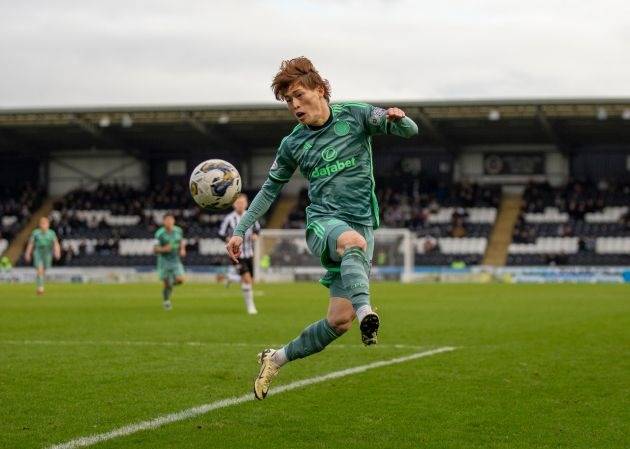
<box><xmin>157</xmin><ymin>259</ymin><xmax>185</xmax><ymax>281</ymax></box>
<box><xmin>33</xmin><ymin>251</ymin><xmax>52</xmax><ymax>269</ymax></box>
<box><xmin>306</xmin><ymin>218</ymin><xmax>374</xmax><ymax>298</ymax></box>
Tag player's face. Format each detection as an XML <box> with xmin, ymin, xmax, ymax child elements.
<box><xmin>284</xmin><ymin>82</ymin><xmax>327</xmax><ymax>126</ymax></box>
<box><xmin>233</xmin><ymin>197</ymin><xmax>247</xmax><ymax>214</ymax></box>
<box><xmin>39</xmin><ymin>218</ymin><xmax>49</xmax><ymax>231</ymax></box>
<box><xmin>163</xmin><ymin>216</ymin><xmax>175</xmax><ymax>230</ymax></box>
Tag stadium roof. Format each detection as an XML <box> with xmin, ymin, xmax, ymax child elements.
<box><xmin>1</xmin><ymin>99</ymin><xmax>630</xmax><ymax>157</ymax></box>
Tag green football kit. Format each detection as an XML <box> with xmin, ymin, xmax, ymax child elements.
<box><xmin>155</xmin><ymin>225</ymin><xmax>185</xmax><ymax>282</ymax></box>
<box><xmin>234</xmin><ymin>102</ymin><xmax>418</xmax><ymax>363</ymax></box>
<box><xmin>30</xmin><ymin>228</ymin><xmax>57</xmax><ymax>269</ymax></box>
<box><xmin>234</xmin><ymin>102</ymin><xmax>418</xmax><ymax>281</ymax></box>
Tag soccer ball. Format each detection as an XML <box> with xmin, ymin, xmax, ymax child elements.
<box><xmin>189</xmin><ymin>159</ymin><xmax>241</xmax><ymax>210</ymax></box>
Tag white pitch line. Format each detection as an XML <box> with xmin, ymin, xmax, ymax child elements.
<box><xmin>44</xmin><ymin>346</ymin><xmax>456</xmax><ymax>449</ymax></box>
<box><xmin>0</xmin><ymin>339</ymin><xmax>425</xmax><ymax>350</ymax></box>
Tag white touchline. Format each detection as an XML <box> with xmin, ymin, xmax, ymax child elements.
<box><xmin>44</xmin><ymin>346</ymin><xmax>456</xmax><ymax>449</ymax></box>
<box><xmin>1</xmin><ymin>340</ymin><xmax>426</xmax><ymax>350</ymax></box>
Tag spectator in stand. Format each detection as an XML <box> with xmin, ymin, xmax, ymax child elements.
<box><xmin>449</xmin><ymin>214</ymin><xmax>467</xmax><ymax>238</ymax></box>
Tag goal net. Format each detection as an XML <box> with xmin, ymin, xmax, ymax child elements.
<box><xmin>254</xmin><ymin>228</ymin><xmax>414</xmax><ymax>283</ymax></box>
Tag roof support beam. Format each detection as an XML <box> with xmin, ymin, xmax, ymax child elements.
<box><xmin>182</xmin><ymin>113</ymin><xmax>208</xmax><ymax>135</ymax></box>
<box><xmin>416</xmin><ymin>108</ymin><xmax>458</xmax><ymax>152</ymax></box>
<box><xmin>536</xmin><ymin>106</ymin><xmax>564</xmax><ymax>151</ymax></box>
<box><xmin>70</xmin><ymin>115</ymin><xmax>103</xmax><ymax>138</ymax></box>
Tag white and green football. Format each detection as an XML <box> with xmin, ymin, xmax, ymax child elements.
<box><xmin>189</xmin><ymin>159</ymin><xmax>241</xmax><ymax>211</ymax></box>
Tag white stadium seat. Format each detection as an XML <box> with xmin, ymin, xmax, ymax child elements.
<box><xmin>426</xmin><ymin>207</ymin><xmax>497</xmax><ymax>224</ymax></box>
<box><xmin>62</xmin><ymin>239</ymin><xmax>98</xmax><ymax>254</ymax></box>
<box><xmin>595</xmin><ymin>237</ymin><xmax>630</xmax><ymax>254</ymax></box>
<box><xmin>118</xmin><ymin>239</ymin><xmax>155</xmax><ymax>256</ymax></box>
<box><xmin>467</xmin><ymin>208</ymin><xmax>498</xmax><ymax>223</ymax></box>
<box><xmin>508</xmin><ymin>237</ymin><xmax>578</xmax><ymax>254</ymax></box>
<box><xmin>524</xmin><ymin>208</ymin><xmax>569</xmax><ymax>223</ymax></box>
<box><xmin>1</xmin><ymin>216</ymin><xmax>18</xmax><ymax>227</ymax></box>
<box><xmin>585</xmin><ymin>207</ymin><xmax>628</xmax><ymax>223</ymax></box>
<box><xmin>438</xmin><ymin>237</ymin><xmax>487</xmax><ymax>254</ymax></box>
<box><xmin>199</xmin><ymin>238</ymin><xmax>227</xmax><ymax>256</ymax></box>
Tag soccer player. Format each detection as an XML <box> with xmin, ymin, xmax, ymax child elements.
<box><xmin>225</xmin><ymin>57</ymin><xmax>419</xmax><ymax>399</ymax></box>
<box><xmin>24</xmin><ymin>216</ymin><xmax>61</xmax><ymax>295</ymax></box>
<box><xmin>219</xmin><ymin>193</ymin><xmax>260</xmax><ymax>315</ymax></box>
<box><xmin>154</xmin><ymin>213</ymin><xmax>186</xmax><ymax>310</ymax></box>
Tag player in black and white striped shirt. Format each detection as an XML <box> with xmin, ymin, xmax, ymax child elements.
<box><xmin>219</xmin><ymin>193</ymin><xmax>261</xmax><ymax>314</ymax></box>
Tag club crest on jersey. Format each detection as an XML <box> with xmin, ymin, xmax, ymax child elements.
<box><xmin>321</xmin><ymin>146</ymin><xmax>338</xmax><ymax>162</ymax></box>
<box><xmin>334</xmin><ymin>121</ymin><xmax>350</xmax><ymax>136</ymax></box>
<box><xmin>369</xmin><ymin>107</ymin><xmax>387</xmax><ymax>126</ymax></box>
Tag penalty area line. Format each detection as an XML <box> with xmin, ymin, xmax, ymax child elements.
<box><xmin>45</xmin><ymin>346</ymin><xmax>457</xmax><ymax>449</ymax></box>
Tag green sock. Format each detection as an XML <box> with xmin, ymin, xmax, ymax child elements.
<box><xmin>340</xmin><ymin>247</ymin><xmax>371</xmax><ymax>311</ymax></box>
<box><xmin>284</xmin><ymin>319</ymin><xmax>342</xmax><ymax>361</ymax></box>
<box><xmin>163</xmin><ymin>287</ymin><xmax>172</xmax><ymax>301</ymax></box>
<box><xmin>36</xmin><ymin>275</ymin><xmax>44</xmax><ymax>289</ymax></box>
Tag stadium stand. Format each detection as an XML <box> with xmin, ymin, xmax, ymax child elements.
<box><xmin>508</xmin><ymin>180</ymin><xmax>630</xmax><ymax>265</ymax></box>
<box><xmin>2</xmin><ymin>100</ymin><xmax>629</xmax><ymax>270</ymax></box>
<box><xmin>0</xmin><ymin>184</ymin><xmax>45</xmax><ymax>244</ymax></box>
<box><xmin>283</xmin><ymin>182</ymin><xmax>500</xmax><ymax>266</ymax></box>
<box><xmin>24</xmin><ymin>183</ymin><xmax>266</xmax><ymax>267</ymax></box>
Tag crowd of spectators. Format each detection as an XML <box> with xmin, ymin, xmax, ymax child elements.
<box><xmin>285</xmin><ymin>181</ymin><xmax>500</xmax><ymax>238</ymax></box>
<box><xmin>522</xmin><ymin>179</ymin><xmax>629</xmax><ymax>216</ymax></box>
<box><xmin>378</xmin><ymin>181</ymin><xmax>499</xmax><ymax>229</ymax></box>
<box><xmin>0</xmin><ymin>183</ymin><xmax>45</xmax><ymax>241</ymax></box>
<box><xmin>514</xmin><ymin>179</ymin><xmax>630</xmax><ymax>245</ymax></box>
<box><xmin>509</xmin><ymin>179</ymin><xmax>630</xmax><ymax>266</ymax></box>
<box><xmin>23</xmin><ymin>182</ymin><xmax>266</xmax><ymax>266</ymax></box>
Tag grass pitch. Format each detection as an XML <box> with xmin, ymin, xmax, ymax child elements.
<box><xmin>0</xmin><ymin>282</ymin><xmax>628</xmax><ymax>449</ymax></box>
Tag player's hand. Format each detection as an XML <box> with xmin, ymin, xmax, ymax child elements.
<box><xmin>180</xmin><ymin>248</ymin><xmax>187</xmax><ymax>258</ymax></box>
<box><xmin>24</xmin><ymin>253</ymin><xmax>31</xmax><ymax>263</ymax></box>
<box><xmin>386</xmin><ymin>107</ymin><xmax>406</xmax><ymax>121</ymax></box>
<box><xmin>54</xmin><ymin>251</ymin><xmax>61</xmax><ymax>261</ymax></box>
<box><xmin>226</xmin><ymin>236</ymin><xmax>243</xmax><ymax>263</ymax></box>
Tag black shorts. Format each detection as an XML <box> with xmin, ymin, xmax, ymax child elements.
<box><xmin>232</xmin><ymin>257</ymin><xmax>253</xmax><ymax>276</ymax></box>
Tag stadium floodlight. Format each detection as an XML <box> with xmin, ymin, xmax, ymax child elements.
<box><xmin>622</xmin><ymin>108</ymin><xmax>630</xmax><ymax>120</ymax></box>
<box><xmin>596</xmin><ymin>107</ymin><xmax>607</xmax><ymax>120</ymax></box>
<box><xmin>98</xmin><ymin>115</ymin><xmax>111</xmax><ymax>127</ymax></box>
<box><xmin>487</xmin><ymin>109</ymin><xmax>501</xmax><ymax>121</ymax></box>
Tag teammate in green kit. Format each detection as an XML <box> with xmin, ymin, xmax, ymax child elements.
<box><xmin>154</xmin><ymin>213</ymin><xmax>186</xmax><ymax>310</ymax></box>
<box><xmin>24</xmin><ymin>217</ymin><xmax>61</xmax><ymax>295</ymax></box>
<box><xmin>225</xmin><ymin>57</ymin><xmax>419</xmax><ymax>399</ymax></box>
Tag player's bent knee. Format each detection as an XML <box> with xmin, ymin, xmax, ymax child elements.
<box><xmin>327</xmin><ymin>314</ymin><xmax>353</xmax><ymax>334</ymax></box>
<box><xmin>336</xmin><ymin>231</ymin><xmax>367</xmax><ymax>256</ymax></box>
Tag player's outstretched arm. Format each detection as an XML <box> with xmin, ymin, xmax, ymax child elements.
<box><xmin>232</xmin><ymin>178</ymin><xmax>284</xmax><ymax>237</ymax></box>
<box><xmin>53</xmin><ymin>238</ymin><xmax>61</xmax><ymax>260</ymax></box>
<box><xmin>24</xmin><ymin>240</ymin><xmax>33</xmax><ymax>263</ymax></box>
<box><xmin>226</xmin><ymin>178</ymin><xmax>285</xmax><ymax>262</ymax></box>
<box><xmin>385</xmin><ymin>107</ymin><xmax>418</xmax><ymax>138</ymax></box>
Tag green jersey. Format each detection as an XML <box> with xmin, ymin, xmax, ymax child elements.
<box><xmin>234</xmin><ymin>103</ymin><xmax>418</xmax><ymax>237</ymax></box>
<box><xmin>154</xmin><ymin>226</ymin><xmax>183</xmax><ymax>263</ymax></box>
<box><xmin>269</xmin><ymin>103</ymin><xmax>418</xmax><ymax>227</ymax></box>
<box><xmin>30</xmin><ymin>229</ymin><xmax>57</xmax><ymax>255</ymax></box>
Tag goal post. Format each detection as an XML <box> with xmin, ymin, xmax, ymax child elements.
<box><xmin>254</xmin><ymin>228</ymin><xmax>414</xmax><ymax>283</ymax></box>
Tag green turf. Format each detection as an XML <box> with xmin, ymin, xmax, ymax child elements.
<box><xmin>0</xmin><ymin>282</ymin><xmax>628</xmax><ymax>449</ymax></box>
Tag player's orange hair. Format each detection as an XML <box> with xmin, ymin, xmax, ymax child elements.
<box><xmin>271</xmin><ymin>57</ymin><xmax>331</xmax><ymax>102</ymax></box>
